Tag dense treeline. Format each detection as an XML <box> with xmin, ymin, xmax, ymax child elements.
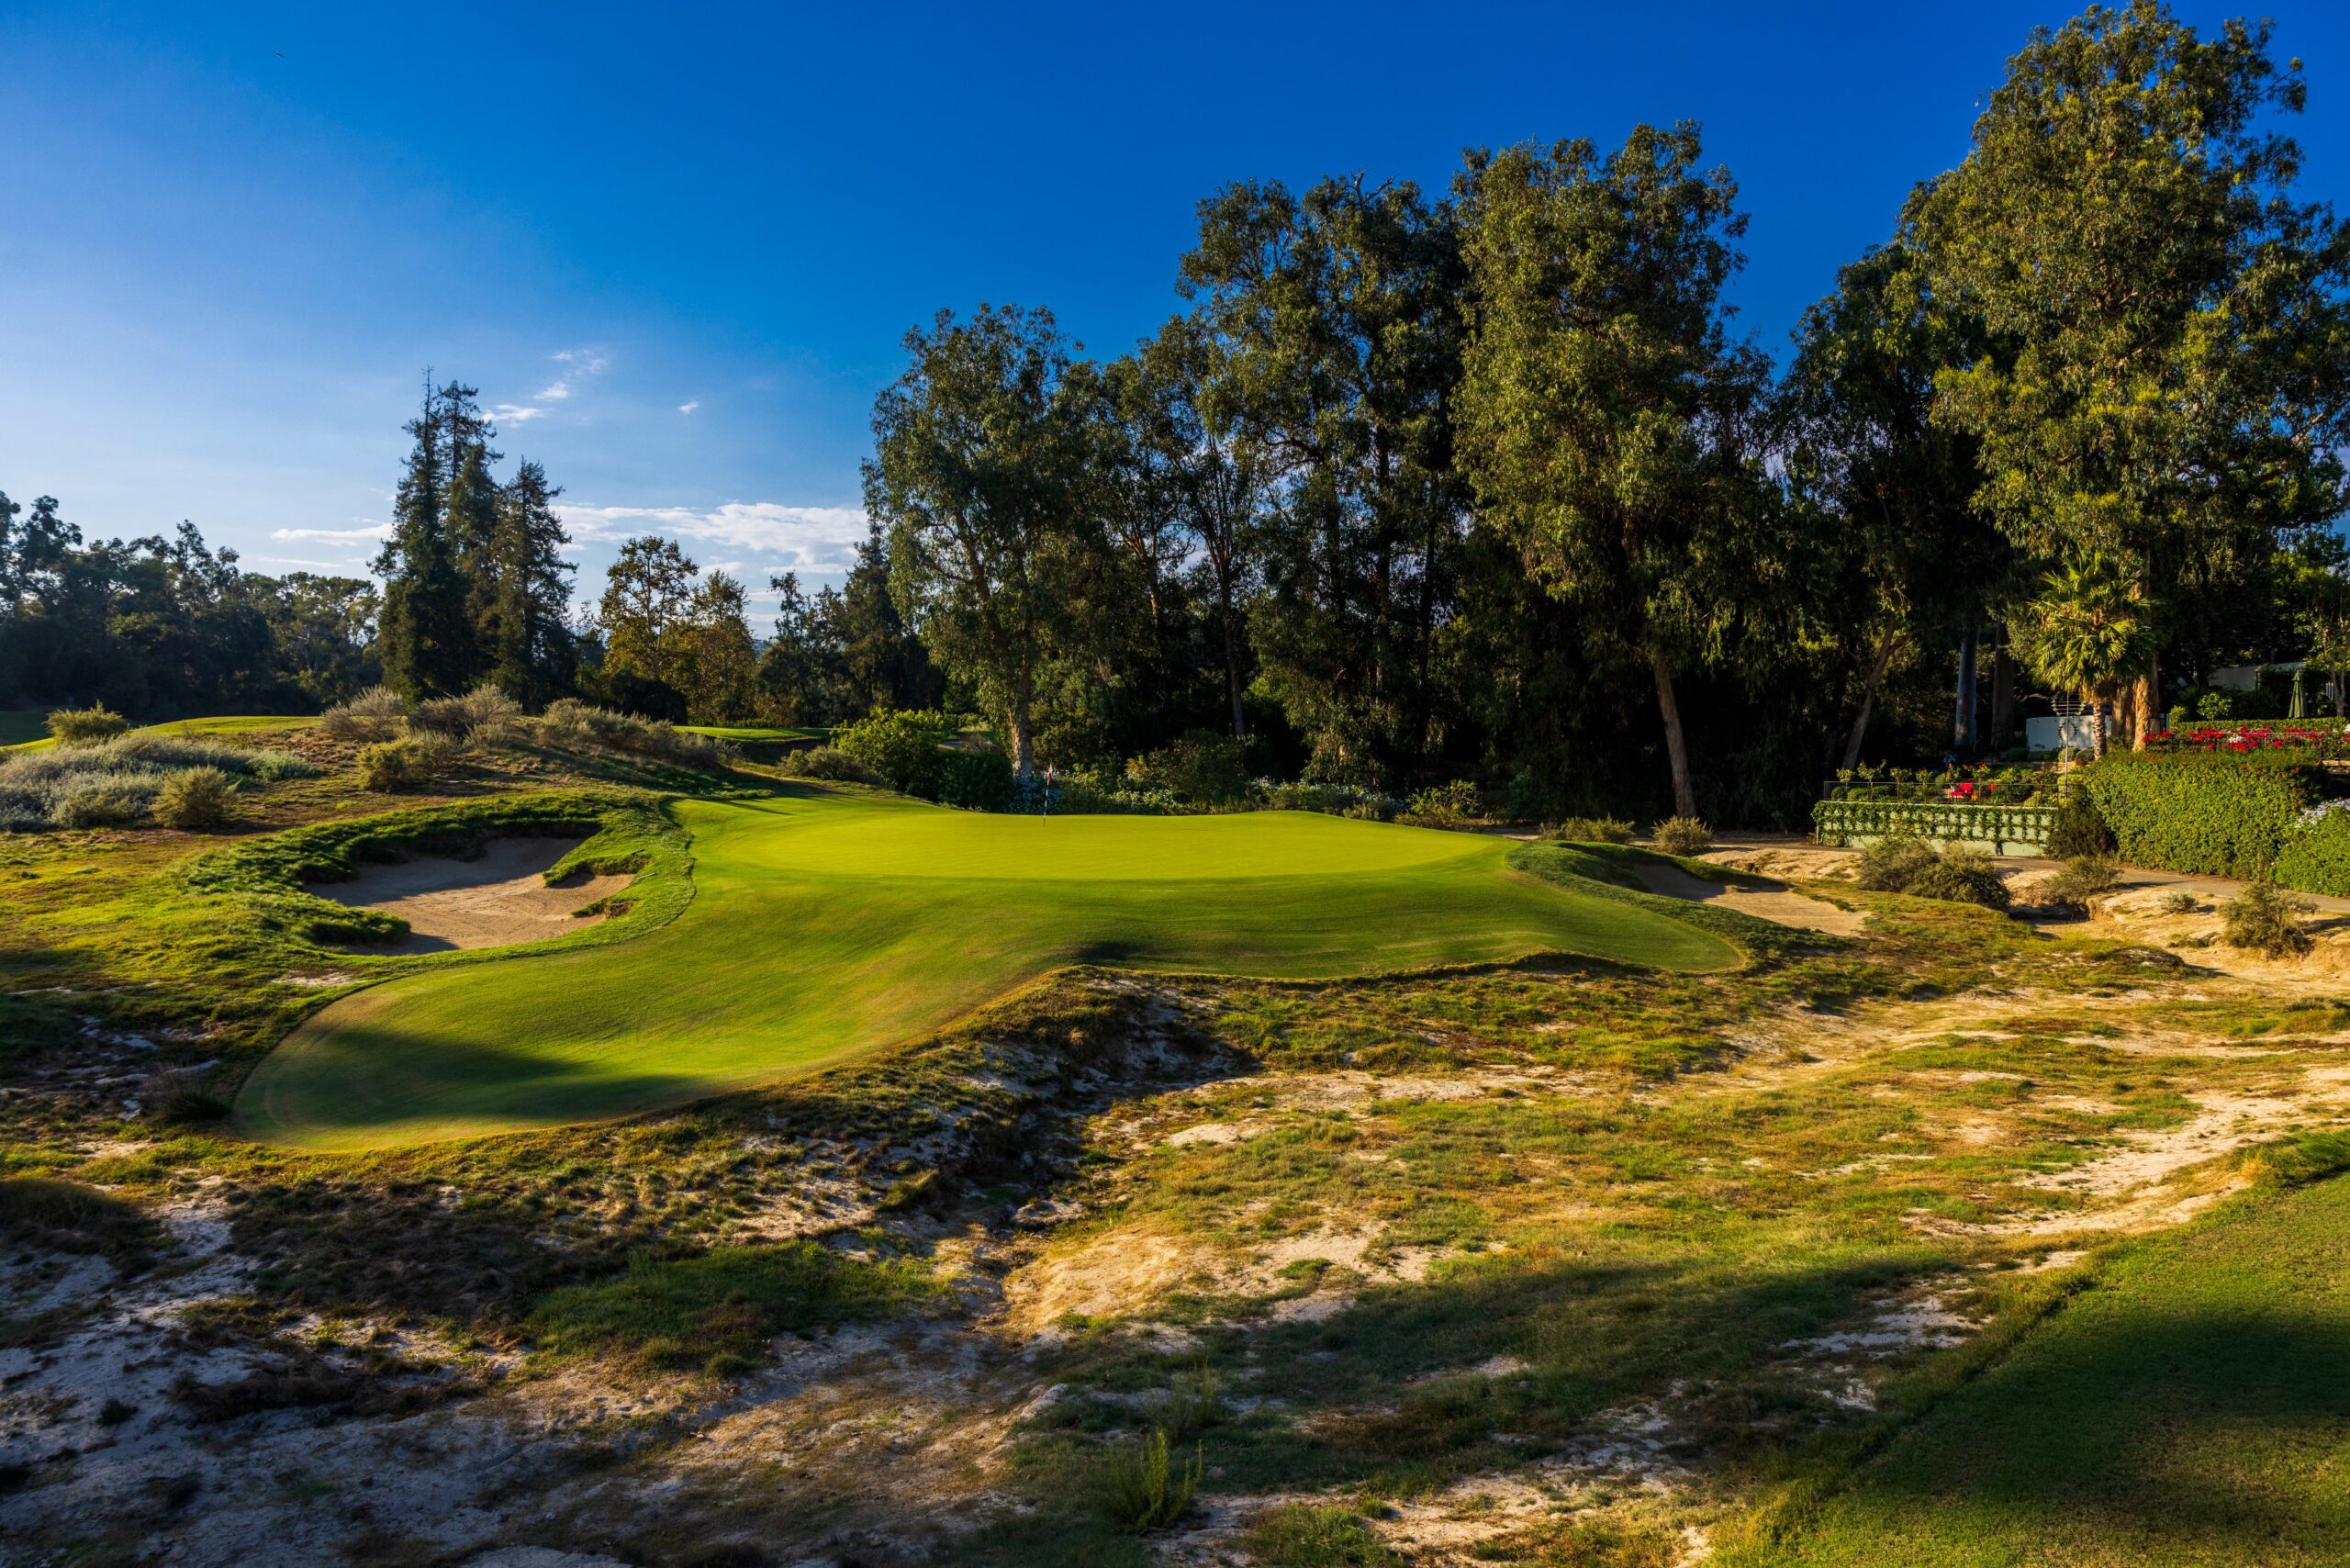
<box><xmin>776</xmin><ymin>2</ymin><xmax>2347</xmax><ymax>823</ymax></box>
<box><xmin>13</xmin><ymin>4</ymin><xmax>2348</xmax><ymax>829</ymax></box>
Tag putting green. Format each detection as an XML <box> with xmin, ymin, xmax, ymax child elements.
<box><xmin>240</xmin><ymin>792</ymin><xmax>1736</xmax><ymax>1150</ymax></box>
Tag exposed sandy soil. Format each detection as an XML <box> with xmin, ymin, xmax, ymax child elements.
<box><xmin>308</xmin><ymin>837</ymin><xmax>632</xmax><ymax>953</ymax></box>
<box><xmin>1629</xmin><ymin>861</ymin><xmax>1871</xmax><ymax>936</ymax></box>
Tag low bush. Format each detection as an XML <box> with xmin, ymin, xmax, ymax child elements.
<box><xmin>2079</xmin><ymin>751</ymin><xmax>2319</xmax><ymax>879</ymax></box>
<box><xmin>411</xmin><ymin>683</ymin><xmax>523</xmax><ymax>745</ymax></box>
<box><xmin>1261</xmin><ymin>780</ymin><xmax>1405</xmax><ymax>819</ymax></box>
<box><xmin>356</xmin><ymin>736</ymin><xmax>456</xmax><ymax>792</ymax></box>
<box><xmin>1238</xmin><ymin>1505</ymin><xmax>1402</xmax><ymax>1567</ymax></box>
<box><xmin>789</xmin><ymin>745</ymin><xmax>878</xmax><ymax>784</ymax></box>
<box><xmin>2044</xmin><ymin>787</ymin><xmax>2118</xmax><ymax>858</ymax></box>
<box><xmin>318</xmin><ymin>685</ymin><xmax>406</xmax><ymax>741</ymax></box>
<box><xmin>834</xmin><ymin>709</ymin><xmax>956</xmax><ymax>795</ymax></box>
<box><xmin>1853</xmin><ymin>835</ymin><xmax>1939</xmax><ymax>891</ymax></box>
<box><xmin>1099</xmin><ymin>1428</ymin><xmax>1200</xmax><ymax>1532</ymax></box>
<box><xmin>50</xmin><ymin>784</ymin><xmax>149</xmax><ymax>829</ymax></box>
<box><xmin>1126</xmin><ymin>731</ymin><xmax>1251</xmax><ymax>805</ymax></box>
<box><xmin>1406</xmin><ymin>779</ymin><xmax>1483</xmax><ymax>822</ymax></box>
<box><xmin>1548</xmin><ymin>815</ymin><xmax>1635</xmax><ymax>845</ymax></box>
<box><xmin>2162</xmin><ymin>890</ymin><xmax>2201</xmax><ymax>914</ymax></box>
<box><xmin>0</xmin><ymin>1175</ymin><xmax>158</xmax><ymax>1255</ymax></box>
<box><xmin>2221</xmin><ymin>882</ymin><xmax>2316</xmax><ymax>958</ymax></box>
<box><xmin>1853</xmin><ymin>835</ymin><xmax>2011</xmax><ymax>909</ymax></box>
<box><xmin>537</xmin><ymin>699</ymin><xmax>731</xmax><ymax>769</ymax></box>
<box><xmin>2042</xmin><ymin>855</ymin><xmax>2122</xmax><ymax>905</ymax></box>
<box><xmin>45</xmin><ymin>705</ymin><xmax>129</xmax><ymax>745</ymax></box>
<box><xmin>152</xmin><ymin>767</ymin><xmax>235</xmax><ymax>829</ymax></box>
<box><xmin>1901</xmin><ymin>846</ymin><xmax>2012</xmax><ymax>910</ymax></box>
<box><xmin>1652</xmin><ymin>816</ymin><xmax>1712</xmax><ymax>857</ymax></box>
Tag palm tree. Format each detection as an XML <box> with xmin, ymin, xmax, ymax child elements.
<box><xmin>2012</xmin><ymin>555</ymin><xmax>2153</xmax><ymax>757</ymax></box>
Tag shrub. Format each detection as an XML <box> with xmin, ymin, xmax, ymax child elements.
<box><xmin>834</xmin><ymin>709</ymin><xmax>954</xmax><ymax>796</ymax></box>
<box><xmin>1502</xmin><ymin>769</ymin><xmax>1561</xmax><ymax>822</ymax></box>
<box><xmin>2044</xmin><ymin>787</ymin><xmax>2118</xmax><ymax>858</ymax></box>
<box><xmin>2162</xmin><ymin>890</ymin><xmax>2201</xmax><ymax>914</ymax></box>
<box><xmin>356</xmin><ymin>736</ymin><xmax>455</xmax><ymax>792</ymax></box>
<box><xmin>1239</xmin><ymin>1505</ymin><xmax>1402</xmax><ymax>1567</ymax></box>
<box><xmin>2275</xmin><ymin>801</ymin><xmax>2350</xmax><ymax>898</ymax></box>
<box><xmin>411</xmin><ymin>683</ymin><xmax>523</xmax><ymax>745</ymax></box>
<box><xmin>1902</xmin><ymin>846</ymin><xmax>2012</xmax><ymax>910</ymax></box>
<box><xmin>45</xmin><ymin>705</ymin><xmax>129</xmax><ymax>745</ymax></box>
<box><xmin>1127</xmin><ymin>731</ymin><xmax>1252</xmax><ymax>805</ymax></box>
<box><xmin>1651</xmin><ymin>816</ymin><xmax>1712</xmax><ymax>857</ymax></box>
<box><xmin>2221</xmin><ymin>881</ymin><xmax>2315</xmax><ymax>958</ymax></box>
<box><xmin>2079</xmin><ymin>751</ymin><xmax>2318</xmax><ymax>879</ymax></box>
<box><xmin>2041</xmin><ymin>855</ymin><xmax>2122</xmax><ymax>907</ymax></box>
<box><xmin>50</xmin><ymin>784</ymin><xmax>148</xmax><ymax>829</ymax></box>
<box><xmin>318</xmin><ymin>686</ymin><xmax>406</xmax><ymax>741</ymax></box>
<box><xmin>1852</xmin><ymin>835</ymin><xmax>1938</xmax><ymax>891</ymax></box>
<box><xmin>152</xmin><ymin>767</ymin><xmax>235</xmax><ymax>829</ymax></box>
<box><xmin>934</xmin><ymin>748</ymin><xmax>1013</xmax><ymax>811</ymax></box>
<box><xmin>536</xmin><ymin>700</ymin><xmax>731</xmax><ymax>769</ymax></box>
<box><xmin>1406</xmin><ymin>779</ymin><xmax>1483</xmax><ymax>822</ymax></box>
<box><xmin>789</xmin><ymin>745</ymin><xmax>878</xmax><ymax>784</ymax></box>
<box><xmin>1099</xmin><ymin>1428</ymin><xmax>1199</xmax><ymax>1532</ymax></box>
<box><xmin>1548</xmin><ymin>815</ymin><xmax>1635</xmax><ymax>845</ymax></box>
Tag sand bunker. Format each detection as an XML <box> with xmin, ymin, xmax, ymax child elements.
<box><xmin>1631</xmin><ymin>861</ymin><xmax>1868</xmax><ymax>935</ymax></box>
<box><xmin>308</xmin><ymin>837</ymin><xmax>633</xmax><ymax>953</ymax></box>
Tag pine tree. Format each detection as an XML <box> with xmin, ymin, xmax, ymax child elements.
<box><xmin>375</xmin><ymin>379</ymin><xmax>485</xmax><ymax>699</ymax></box>
<box><xmin>485</xmin><ymin>460</ymin><xmax>577</xmax><ymax>706</ymax></box>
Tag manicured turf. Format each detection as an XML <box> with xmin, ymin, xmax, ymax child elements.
<box><xmin>1754</xmin><ymin>1173</ymin><xmax>2350</xmax><ymax>1566</ymax></box>
<box><xmin>1</xmin><ymin>712</ymin><xmax>318</xmax><ymax>753</ymax></box>
<box><xmin>239</xmin><ymin>790</ymin><xmax>1735</xmax><ymax>1149</ymax></box>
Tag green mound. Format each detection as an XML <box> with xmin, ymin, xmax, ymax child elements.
<box><xmin>239</xmin><ymin>790</ymin><xmax>1735</xmax><ymax>1150</ymax></box>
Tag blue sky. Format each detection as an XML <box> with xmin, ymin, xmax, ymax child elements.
<box><xmin>3</xmin><ymin>1</ymin><xmax>2345</xmax><ymax>613</ymax></box>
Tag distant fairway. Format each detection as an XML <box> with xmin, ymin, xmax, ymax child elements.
<box><xmin>240</xmin><ymin>791</ymin><xmax>1735</xmax><ymax>1150</ymax></box>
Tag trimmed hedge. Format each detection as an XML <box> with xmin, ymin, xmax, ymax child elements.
<box><xmin>1812</xmin><ymin>799</ymin><xmax>2056</xmax><ymax>852</ymax></box>
<box><xmin>2276</xmin><ymin>808</ymin><xmax>2350</xmax><ymax>898</ymax></box>
<box><xmin>2078</xmin><ymin>751</ymin><xmax>2322</xmax><ymax>880</ymax></box>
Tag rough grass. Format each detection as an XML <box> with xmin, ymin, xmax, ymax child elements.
<box><xmin>1730</xmin><ymin>1172</ymin><xmax>2350</xmax><ymax>1566</ymax></box>
<box><xmin>528</xmin><ymin>1240</ymin><xmax>953</xmax><ymax>1373</ymax></box>
<box><xmin>242</xmin><ymin>793</ymin><xmax>1737</xmax><ymax>1149</ymax></box>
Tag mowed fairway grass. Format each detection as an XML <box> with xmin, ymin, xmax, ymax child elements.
<box><xmin>239</xmin><ymin>790</ymin><xmax>1734</xmax><ymax>1150</ymax></box>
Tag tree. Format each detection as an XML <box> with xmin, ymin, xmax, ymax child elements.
<box><xmin>1181</xmin><ymin>176</ymin><xmax>1468</xmax><ymax>782</ymax></box>
<box><xmin>599</xmin><ymin>535</ymin><xmax>699</xmax><ymax>694</ymax></box>
<box><xmin>375</xmin><ymin>379</ymin><xmax>490</xmax><ymax>699</ymax></box>
<box><xmin>1455</xmin><ymin>124</ymin><xmax>1776</xmax><ymax>818</ymax></box>
<box><xmin>1779</xmin><ymin>243</ymin><xmax>2006</xmax><ymax>767</ymax></box>
<box><xmin>674</xmin><ymin>570</ymin><xmax>759</xmax><ymax>722</ymax></box>
<box><xmin>2012</xmin><ymin>555</ymin><xmax>2154</xmax><ymax>756</ymax></box>
<box><xmin>483</xmin><ymin>459</ymin><xmax>576</xmax><ymax>707</ymax></box>
<box><xmin>1909</xmin><ymin>2</ymin><xmax>2350</xmax><ymax>745</ymax></box>
<box><xmin>863</xmin><ymin>305</ymin><xmax>1102</xmax><ymax>776</ymax></box>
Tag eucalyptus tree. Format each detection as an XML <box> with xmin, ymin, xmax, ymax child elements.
<box><xmin>1456</xmin><ymin>124</ymin><xmax>1776</xmax><ymax>819</ymax></box>
<box><xmin>863</xmin><ymin>305</ymin><xmax>1102</xmax><ymax>777</ymax></box>
<box><xmin>1180</xmin><ymin>175</ymin><xmax>1468</xmax><ymax>784</ymax></box>
<box><xmin>1779</xmin><ymin>242</ymin><xmax>2006</xmax><ymax>767</ymax></box>
<box><xmin>1909</xmin><ymin>1</ymin><xmax>2350</xmax><ymax>745</ymax></box>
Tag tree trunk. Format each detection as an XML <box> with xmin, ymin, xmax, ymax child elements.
<box><xmin>1840</xmin><ymin>626</ymin><xmax>1900</xmax><ymax>772</ymax></box>
<box><xmin>1007</xmin><ymin>710</ymin><xmax>1035</xmax><ymax>778</ymax></box>
<box><xmin>1953</xmin><ymin>626</ymin><xmax>1978</xmax><ymax>756</ymax></box>
<box><xmin>1989</xmin><ymin>626</ymin><xmax>2014</xmax><ymax>745</ymax></box>
<box><xmin>2130</xmin><ymin>659</ymin><xmax>2159</xmax><ymax>750</ymax></box>
<box><xmin>1651</xmin><ymin>650</ymin><xmax>1696</xmax><ymax>820</ymax></box>
<box><xmin>1220</xmin><ymin>575</ymin><xmax>1248</xmax><ymax>740</ymax></box>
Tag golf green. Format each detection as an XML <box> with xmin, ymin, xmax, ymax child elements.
<box><xmin>240</xmin><ymin>792</ymin><xmax>1736</xmax><ymax>1150</ymax></box>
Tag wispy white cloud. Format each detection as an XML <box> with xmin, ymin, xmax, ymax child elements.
<box><xmin>491</xmin><ymin>347</ymin><xmax>610</xmax><ymax>428</ymax></box>
<box><xmin>678</xmin><ymin>399</ymin><xmax>700</xmax><ymax>415</ymax></box>
<box><xmin>555</xmin><ymin>502</ymin><xmax>870</xmax><ymax>573</ymax></box>
<box><xmin>271</xmin><ymin>522</ymin><xmax>393</xmax><ymax>542</ymax></box>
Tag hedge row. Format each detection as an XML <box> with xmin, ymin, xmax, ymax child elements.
<box><xmin>2077</xmin><ymin>751</ymin><xmax>2322</xmax><ymax>880</ymax></box>
<box><xmin>2276</xmin><ymin>809</ymin><xmax>2350</xmax><ymax>897</ymax></box>
<box><xmin>1812</xmin><ymin>799</ymin><xmax>2057</xmax><ymax>851</ymax></box>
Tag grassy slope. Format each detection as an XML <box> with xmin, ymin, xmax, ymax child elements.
<box><xmin>1746</xmin><ymin>1173</ymin><xmax>2350</xmax><ymax>1567</ymax></box>
<box><xmin>239</xmin><ymin>791</ymin><xmax>1735</xmax><ymax>1150</ymax></box>
<box><xmin>2</xmin><ymin>713</ymin><xmax>319</xmax><ymax>754</ymax></box>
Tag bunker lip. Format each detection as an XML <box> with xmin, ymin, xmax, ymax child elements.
<box><xmin>306</xmin><ymin>836</ymin><xmax>635</xmax><ymax>953</ymax></box>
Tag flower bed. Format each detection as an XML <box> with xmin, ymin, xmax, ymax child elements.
<box><xmin>1812</xmin><ymin>798</ymin><xmax>2058</xmax><ymax>854</ymax></box>
<box><xmin>2144</xmin><ymin>724</ymin><xmax>2350</xmax><ymax>756</ymax></box>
